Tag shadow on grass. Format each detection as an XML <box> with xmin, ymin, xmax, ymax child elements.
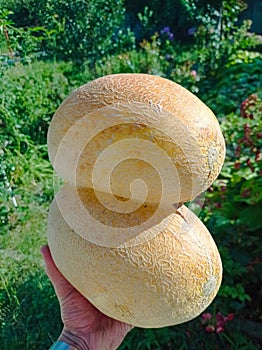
<box><xmin>0</xmin><ymin>271</ymin><xmax>260</xmax><ymax>350</ymax></box>
<box><xmin>0</xmin><ymin>271</ymin><xmax>62</xmax><ymax>350</ymax></box>
<box><xmin>119</xmin><ymin>319</ymin><xmax>261</xmax><ymax>350</ymax></box>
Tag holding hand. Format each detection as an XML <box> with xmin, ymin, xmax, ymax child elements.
<box><xmin>41</xmin><ymin>245</ymin><xmax>133</xmax><ymax>350</ymax></box>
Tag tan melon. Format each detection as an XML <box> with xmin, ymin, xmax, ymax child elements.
<box><xmin>47</xmin><ymin>184</ymin><xmax>222</xmax><ymax>328</ymax></box>
<box><xmin>47</xmin><ymin>74</ymin><xmax>225</xmax><ymax>328</ymax></box>
<box><xmin>47</xmin><ymin>74</ymin><xmax>225</xmax><ymax>204</ymax></box>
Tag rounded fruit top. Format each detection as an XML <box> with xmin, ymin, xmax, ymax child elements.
<box><xmin>48</xmin><ymin>74</ymin><xmax>225</xmax><ymax>205</ymax></box>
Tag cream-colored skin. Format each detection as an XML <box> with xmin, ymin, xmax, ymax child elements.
<box><xmin>41</xmin><ymin>245</ymin><xmax>133</xmax><ymax>350</ymax></box>
<box><xmin>47</xmin><ymin>74</ymin><xmax>225</xmax><ymax>329</ymax></box>
<box><xmin>47</xmin><ymin>185</ymin><xmax>222</xmax><ymax>328</ymax></box>
<box><xmin>48</xmin><ymin>74</ymin><xmax>225</xmax><ymax>204</ymax></box>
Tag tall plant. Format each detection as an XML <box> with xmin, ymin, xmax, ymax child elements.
<box><xmin>1</xmin><ymin>0</ymin><xmax>135</xmax><ymax>66</ymax></box>
<box><xmin>182</xmin><ymin>0</ymin><xmax>260</xmax><ymax>75</ymax></box>
<box><xmin>0</xmin><ymin>8</ymin><xmax>47</xmax><ymax>66</ymax></box>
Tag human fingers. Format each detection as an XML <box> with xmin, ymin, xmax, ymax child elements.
<box><xmin>40</xmin><ymin>245</ymin><xmax>73</xmax><ymax>299</ymax></box>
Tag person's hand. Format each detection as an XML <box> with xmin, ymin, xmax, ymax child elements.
<box><xmin>41</xmin><ymin>245</ymin><xmax>133</xmax><ymax>350</ymax></box>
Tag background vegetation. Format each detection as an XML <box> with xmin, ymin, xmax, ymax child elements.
<box><xmin>0</xmin><ymin>0</ymin><xmax>261</xmax><ymax>349</ymax></box>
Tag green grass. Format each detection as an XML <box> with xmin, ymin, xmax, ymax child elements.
<box><xmin>0</xmin><ymin>201</ymin><xmax>63</xmax><ymax>349</ymax></box>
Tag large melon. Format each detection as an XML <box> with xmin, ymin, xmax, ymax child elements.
<box><xmin>47</xmin><ymin>184</ymin><xmax>222</xmax><ymax>328</ymax></box>
<box><xmin>47</xmin><ymin>74</ymin><xmax>225</xmax><ymax>204</ymax></box>
<box><xmin>46</xmin><ymin>74</ymin><xmax>225</xmax><ymax>328</ymax></box>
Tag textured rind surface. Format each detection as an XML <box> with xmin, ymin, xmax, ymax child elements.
<box><xmin>47</xmin><ymin>185</ymin><xmax>223</xmax><ymax>328</ymax></box>
<box><xmin>47</xmin><ymin>74</ymin><xmax>226</xmax><ymax>204</ymax></box>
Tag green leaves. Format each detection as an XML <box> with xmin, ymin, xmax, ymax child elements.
<box><xmin>220</xmin><ymin>284</ymin><xmax>251</xmax><ymax>302</ymax></box>
<box><xmin>0</xmin><ymin>61</ymin><xmax>70</xmax><ymax>232</ymax></box>
<box><xmin>184</xmin><ymin>0</ymin><xmax>260</xmax><ymax>76</ymax></box>
<box><xmin>1</xmin><ymin>0</ymin><xmax>135</xmax><ymax>67</ymax></box>
<box><xmin>202</xmin><ymin>77</ymin><xmax>262</xmax><ymax>312</ymax></box>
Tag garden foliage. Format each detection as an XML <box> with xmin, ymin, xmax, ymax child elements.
<box><xmin>0</xmin><ymin>0</ymin><xmax>135</xmax><ymax>66</ymax></box>
<box><xmin>0</xmin><ymin>0</ymin><xmax>261</xmax><ymax>349</ymax></box>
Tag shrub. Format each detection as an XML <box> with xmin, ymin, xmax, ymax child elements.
<box><xmin>1</xmin><ymin>0</ymin><xmax>135</xmax><ymax>66</ymax></box>
<box><xmin>0</xmin><ymin>61</ymin><xmax>70</xmax><ymax>145</ymax></box>
<box><xmin>0</xmin><ymin>61</ymin><xmax>71</xmax><ymax>233</ymax></box>
<box><xmin>0</xmin><ymin>8</ymin><xmax>47</xmax><ymax>64</ymax></box>
<box><xmin>187</xmin><ymin>0</ymin><xmax>261</xmax><ymax>76</ymax></box>
<box><xmin>201</xmin><ymin>90</ymin><xmax>262</xmax><ymax>317</ymax></box>
<box><xmin>199</xmin><ymin>58</ymin><xmax>262</xmax><ymax>116</ymax></box>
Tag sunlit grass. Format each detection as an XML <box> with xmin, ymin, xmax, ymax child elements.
<box><xmin>0</xmin><ymin>200</ymin><xmax>64</xmax><ymax>349</ymax></box>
